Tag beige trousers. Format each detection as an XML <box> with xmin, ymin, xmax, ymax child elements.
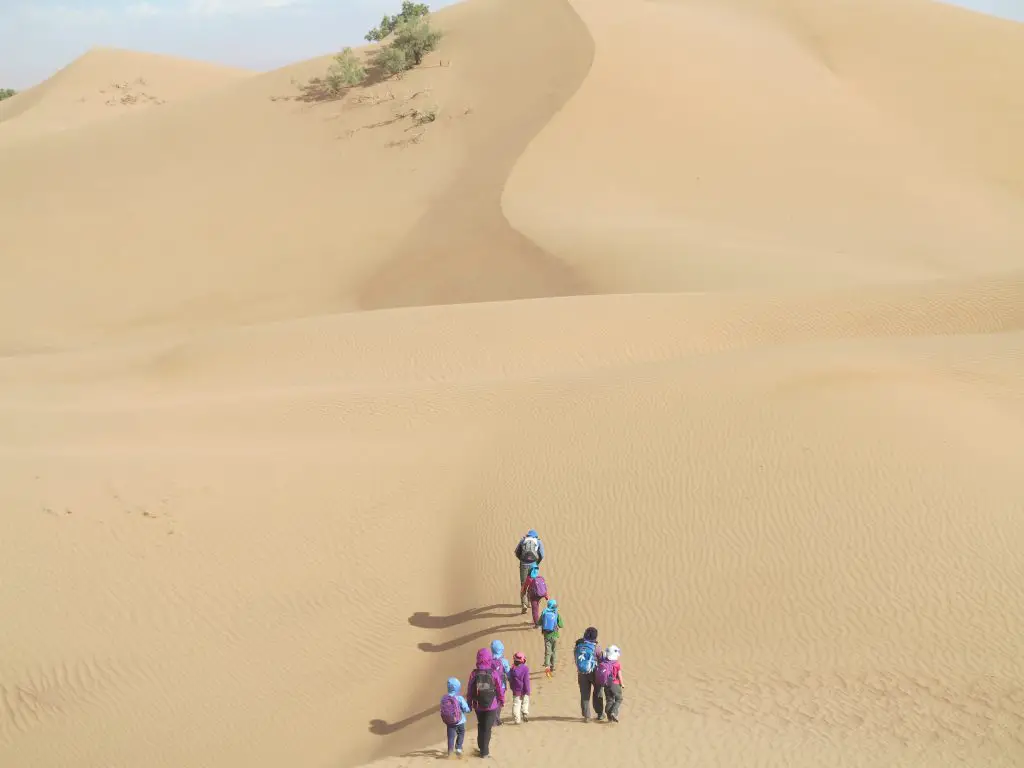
<box><xmin>512</xmin><ymin>694</ymin><xmax>530</xmax><ymax>723</ymax></box>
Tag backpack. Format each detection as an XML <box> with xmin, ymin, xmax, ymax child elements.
<box><xmin>471</xmin><ymin>670</ymin><xmax>496</xmax><ymax>709</ymax></box>
<box><xmin>575</xmin><ymin>640</ymin><xmax>598</xmax><ymax>674</ymax></box>
<box><xmin>440</xmin><ymin>694</ymin><xmax>462</xmax><ymax>726</ymax></box>
<box><xmin>520</xmin><ymin>536</ymin><xmax>540</xmax><ymax>563</ymax></box>
<box><xmin>529</xmin><ymin>576</ymin><xmax>548</xmax><ymax>600</ymax></box>
<box><xmin>595</xmin><ymin>659</ymin><xmax>615</xmax><ymax>687</ymax></box>
<box><xmin>490</xmin><ymin>658</ymin><xmax>508</xmax><ymax>688</ymax></box>
<box><xmin>541</xmin><ymin>609</ymin><xmax>558</xmax><ymax>632</ymax></box>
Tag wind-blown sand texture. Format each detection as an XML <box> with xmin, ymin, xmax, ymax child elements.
<box><xmin>1</xmin><ymin>0</ymin><xmax>1023</xmax><ymax>766</ymax></box>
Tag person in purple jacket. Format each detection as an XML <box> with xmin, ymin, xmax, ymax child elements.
<box><xmin>466</xmin><ymin>647</ymin><xmax>505</xmax><ymax>758</ymax></box>
<box><xmin>509</xmin><ymin>651</ymin><xmax>532</xmax><ymax>723</ymax></box>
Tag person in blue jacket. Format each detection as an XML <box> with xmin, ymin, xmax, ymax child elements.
<box><xmin>514</xmin><ymin>529</ymin><xmax>545</xmax><ymax>613</ymax></box>
<box><xmin>441</xmin><ymin>676</ymin><xmax>471</xmax><ymax>758</ymax></box>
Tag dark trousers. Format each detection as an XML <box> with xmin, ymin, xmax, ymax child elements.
<box><xmin>446</xmin><ymin>722</ymin><xmax>465</xmax><ymax>753</ymax></box>
<box><xmin>605</xmin><ymin>683</ymin><xmax>623</xmax><ymax>718</ymax></box>
<box><xmin>578</xmin><ymin>672</ymin><xmax>605</xmax><ymax>718</ymax></box>
<box><xmin>475</xmin><ymin>709</ymin><xmax>497</xmax><ymax>757</ymax></box>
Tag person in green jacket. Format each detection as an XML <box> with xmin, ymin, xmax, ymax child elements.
<box><xmin>537</xmin><ymin>598</ymin><xmax>564</xmax><ymax>676</ymax></box>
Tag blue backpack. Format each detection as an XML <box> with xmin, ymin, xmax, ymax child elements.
<box><xmin>575</xmin><ymin>640</ymin><xmax>597</xmax><ymax>674</ymax></box>
<box><xmin>541</xmin><ymin>609</ymin><xmax>558</xmax><ymax>632</ymax></box>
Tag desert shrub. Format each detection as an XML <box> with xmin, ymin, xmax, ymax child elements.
<box><xmin>373</xmin><ymin>46</ymin><xmax>409</xmax><ymax>77</ymax></box>
<box><xmin>324</xmin><ymin>47</ymin><xmax>366</xmax><ymax>94</ymax></box>
<box><xmin>391</xmin><ymin>16</ymin><xmax>442</xmax><ymax>66</ymax></box>
<box><xmin>365</xmin><ymin>1</ymin><xmax>430</xmax><ymax>42</ymax></box>
<box><xmin>369</xmin><ymin>18</ymin><xmax>442</xmax><ymax>76</ymax></box>
<box><xmin>0</xmin><ymin>88</ymin><xmax>16</xmax><ymax>101</ymax></box>
<box><xmin>366</xmin><ymin>2</ymin><xmax>442</xmax><ymax>77</ymax></box>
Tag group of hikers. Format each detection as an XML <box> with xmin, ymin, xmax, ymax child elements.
<box><xmin>438</xmin><ymin>529</ymin><xmax>626</xmax><ymax>759</ymax></box>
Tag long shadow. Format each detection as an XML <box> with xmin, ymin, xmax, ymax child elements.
<box><xmin>409</xmin><ymin>604</ymin><xmax>521</xmax><ymax>630</ymax></box>
<box><xmin>368</xmin><ymin>705</ymin><xmax>437</xmax><ymax>735</ymax></box>
<box><xmin>527</xmin><ymin>715</ymin><xmax>589</xmax><ymax>724</ymax></box>
<box><xmin>417</xmin><ymin>622</ymin><xmax>533</xmax><ymax>653</ymax></box>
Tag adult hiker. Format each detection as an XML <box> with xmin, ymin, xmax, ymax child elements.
<box><xmin>514</xmin><ymin>529</ymin><xmax>545</xmax><ymax>614</ymax></box>
<box><xmin>466</xmin><ymin>646</ymin><xmax>505</xmax><ymax>758</ymax></box>
<box><xmin>574</xmin><ymin>626</ymin><xmax>606</xmax><ymax>721</ymax></box>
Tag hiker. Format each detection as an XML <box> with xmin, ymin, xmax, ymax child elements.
<box><xmin>439</xmin><ymin>677</ymin><xmax>471</xmax><ymax>757</ymax></box>
<box><xmin>597</xmin><ymin>645</ymin><xmax>624</xmax><ymax>722</ymax></box>
<box><xmin>537</xmin><ymin>598</ymin><xmax>564</xmax><ymax>676</ymax></box>
<box><xmin>514</xmin><ymin>529</ymin><xmax>544</xmax><ymax>613</ymax></box>
<box><xmin>574</xmin><ymin>626</ymin><xmax>606</xmax><ymax>721</ymax></box>
<box><xmin>520</xmin><ymin>564</ymin><xmax>548</xmax><ymax>625</ymax></box>
<box><xmin>490</xmin><ymin>639</ymin><xmax>511</xmax><ymax>726</ymax></box>
<box><xmin>466</xmin><ymin>647</ymin><xmax>505</xmax><ymax>758</ymax></box>
<box><xmin>509</xmin><ymin>651</ymin><xmax>532</xmax><ymax>723</ymax></box>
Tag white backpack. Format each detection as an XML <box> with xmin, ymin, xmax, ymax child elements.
<box><xmin>521</xmin><ymin>536</ymin><xmax>540</xmax><ymax>561</ymax></box>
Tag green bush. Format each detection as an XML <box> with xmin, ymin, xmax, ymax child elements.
<box><xmin>324</xmin><ymin>48</ymin><xmax>366</xmax><ymax>94</ymax></box>
<box><xmin>373</xmin><ymin>46</ymin><xmax>409</xmax><ymax>77</ymax></box>
<box><xmin>365</xmin><ymin>1</ymin><xmax>430</xmax><ymax>42</ymax></box>
<box><xmin>391</xmin><ymin>16</ymin><xmax>442</xmax><ymax>66</ymax></box>
<box><xmin>0</xmin><ymin>88</ymin><xmax>16</xmax><ymax>101</ymax></box>
<box><xmin>367</xmin><ymin>3</ymin><xmax>443</xmax><ymax>77</ymax></box>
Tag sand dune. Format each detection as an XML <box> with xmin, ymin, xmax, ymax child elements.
<box><xmin>0</xmin><ymin>47</ymin><xmax>252</xmax><ymax>146</ymax></box>
<box><xmin>2</xmin><ymin>0</ymin><xmax>1024</xmax><ymax>766</ymax></box>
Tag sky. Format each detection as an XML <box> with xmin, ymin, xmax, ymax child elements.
<box><xmin>1</xmin><ymin>0</ymin><xmax>1023</xmax><ymax>90</ymax></box>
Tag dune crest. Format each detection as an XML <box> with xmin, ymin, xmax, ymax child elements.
<box><xmin>2</xmin><ymin>0</ymin><xmax>1024</xmax><ymax>766</ymax></box>
<box><xmin>0</xmin><ymin>47</ymin><xmax>252</xmax><ymax>144</ymax></box>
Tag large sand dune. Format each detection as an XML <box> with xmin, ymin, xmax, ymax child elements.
<box><xmin>1</xmin><ymin>0</ymin><xmax>1023</xmax><ymax>766</ymax></box>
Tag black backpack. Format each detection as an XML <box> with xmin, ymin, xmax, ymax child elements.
<box><xmin>471</xmin><ymin>670</ymin><xmax>496</xmax><ymax>709</ymax></box>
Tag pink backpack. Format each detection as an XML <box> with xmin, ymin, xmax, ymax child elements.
<box><xmin>595</xmin><ymin>659</ymin><xmax>615</xmax><ymax>687</ymax></box>
<box><xmin>440</xmin><ymin>694</ymin><xmax>462</xmax><ymax>726</ymax></box>
<box><xmin>529</xmin><ymin>576</ymin><xmax>548</xmax><ymax>599</ymax></box>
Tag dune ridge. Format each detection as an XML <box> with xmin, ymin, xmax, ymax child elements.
<box><xmin>1</xmin><ymin>0</ymin><xmax>1024</xmax><ymax>766</ymax></box>
<box><xmin>0</xmin><ymin>47</ymin><xmax>253</xmax><ymax>145</ymax></box>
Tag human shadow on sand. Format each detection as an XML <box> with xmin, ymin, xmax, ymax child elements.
<box><xmin>408</xmin><ymin>604</ymin><xmax>521</xmax><ymax>630</ymax></box>
<box><xmin>368</xmin><ymin>705</ymin><xmax>437</xmax><ymax>735</ymax></box>
<box><xmin>417</xmin><ymin>622</ymin><xmax>532</xmax><ymax>653</ymax></box>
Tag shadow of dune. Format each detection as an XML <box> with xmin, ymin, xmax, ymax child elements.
<box><xmin>408</xmin><ymin>604</ymin><xmax>521</xmax><ymax>629</ymax></box>
<box><xmin>417</xmin><ymin>622</ymin><xmax>533</xmax><ymax>653</ymax></box>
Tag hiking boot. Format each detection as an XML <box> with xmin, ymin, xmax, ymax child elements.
<box><xmin>609</xmin><ymin>714</ymin><xmax>619</xmax><ymax>723</ymax></box>
<box><xmin>521</xmin><ymin>607</ymin><xmax>528</xmax><ymax>615</ymax></box>
<box><xmin>596</xmin><ymin>714</ymin><xmax>605</xmax><ymax>722</ymax></box>
<box><xmin>543</xmin><ymin>666</ymin><xmax>552</xmax><ymax>678</ymax></box>
<box><xmin>523</xmin><ymin>714</ymin><xmax>530</xmax><ymax>723</ymax></box>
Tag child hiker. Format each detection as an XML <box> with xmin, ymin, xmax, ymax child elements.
<box><xmin>489</xmin><ymin>639</ymin><xmax>511</xmax><ymax>726</ymax></box>
<box><xmin>596</xmin><ymin>645</ymin><xmax>624</xmax><ymax>722</ymax></box>
<box><xmin>537</xmin><ymin>598</ymin><xmax>564</xmax><ymax>677</ymax></box>
<box><xmin>520</xmin><ymin>565</ymin><xmax>548</xmax><ymax>625</ymax></box>
<box><xmin>509</xmin><ymin>652</ymin><xmax>532</xmax><ymax>723</ymax></box>
<box><xmin>439</xmin><ymin>677</ymin><xmax>471</xmax><ymax>757</ymax></box>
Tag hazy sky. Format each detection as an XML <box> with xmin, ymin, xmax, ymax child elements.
<box><xmin>2</xmin><ymin>0</ymin><xmax>1023</xmax><ymax>90</ymax></box>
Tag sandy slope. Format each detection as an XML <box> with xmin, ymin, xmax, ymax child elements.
<box><xmin>0</xmin><ymin>47</ymin><xmax>252</xmax><ymax>145</ymax></box>
<box><xmin>2</xmin><ymin>0</ymin><xmax>1024</xmax><ymax>767</ymax></box>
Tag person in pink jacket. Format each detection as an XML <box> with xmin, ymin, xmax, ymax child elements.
<box><xmin>466</xmin><ymin>647</ymin><xmax>506</xmax><ymax>758</ymax></box>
